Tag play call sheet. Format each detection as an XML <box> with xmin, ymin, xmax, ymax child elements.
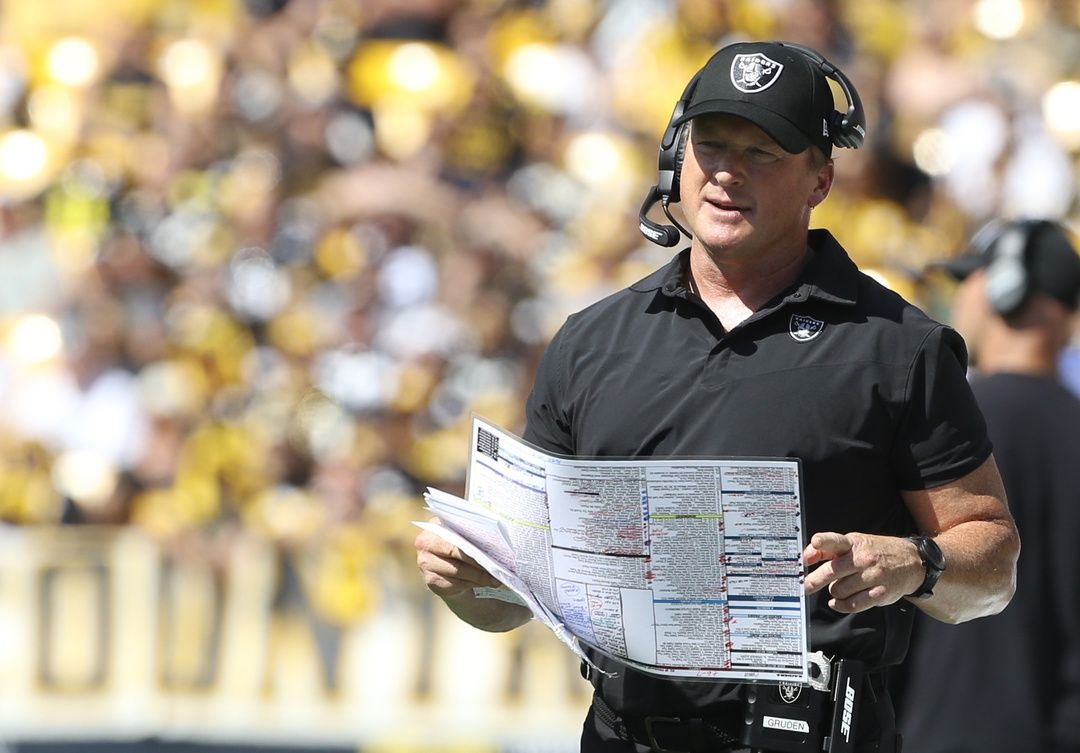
<box><xmin>424</xmin><ymin>416</ymin><xmax>809</xmax><ymax>684</ymax></box>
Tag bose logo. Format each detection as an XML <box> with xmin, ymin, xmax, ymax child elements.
<box><xmin>839</xmin><ymin>678</ymin><xmax>856</xmax><ymax>742</ymax></box>
<box><xmin>763</xmin><ymin>715</ymin><xmax>810</xmax><ymax>734</ymax></box>
<box><xmin>639</xmin><ymin>222</ymin><xmax>666</xmax><ymax>242</ymax></box>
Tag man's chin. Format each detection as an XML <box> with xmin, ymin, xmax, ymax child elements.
<box><xmin>697</xmin><ymin>231</ymin><xmax>750</xmax><ymax>254</ymax></box>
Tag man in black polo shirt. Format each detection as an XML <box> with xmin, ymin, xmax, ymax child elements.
<box><xmin>415</xmin><ymin>40</ymin><xmax>1020</xmax><ymax>753</ymax></box>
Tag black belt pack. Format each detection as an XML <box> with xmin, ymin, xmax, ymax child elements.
<box><xmin>585</xmin><ymin>657</ymin><xmax>878</xmax><ymax>753</ymax></box>
<box><xmin>740</xmin><ymin>659</ymin><xmax>864</xmax><ymax>753</ymax></box>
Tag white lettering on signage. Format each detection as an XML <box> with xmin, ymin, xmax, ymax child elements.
<box><xmin>763</xmin><ymin>716</ymin><xmax>810</xmax><ymax>734</ymax></box>
<box><xmin>839</xmin><ymin>678</ymin><xmax>856</xmax><ymax>741</ymax></box>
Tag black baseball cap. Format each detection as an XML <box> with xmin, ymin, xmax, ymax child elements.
<box><xmin>673</xmin><ymin>41</ymin><xmax>836</xmax><ymax>157</ymax></box>
<box><xmin>938</xmin><ymin>219</ymin><xmax>1080</xmax><ymax>310</ymax></box>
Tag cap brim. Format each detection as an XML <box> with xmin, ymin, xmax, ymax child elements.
<box><xmin>927</xmin><ymin>254</ymin><xmax>986</xmax><ymax>280</ymax></box>
<box><xmin>673</xmin><ymin>99</ymin><xmax>812</xmax><ymax>154</ymax></box>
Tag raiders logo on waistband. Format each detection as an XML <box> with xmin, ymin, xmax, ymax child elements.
<box><xmin>790</xmin><ymin>314</ymin><xmax>825</xmax><ymax>342</ymax></box>
<box><xmin>730</xmin><ymin>53</ymin><xmax>784</xmax><ymax>93</ymax></box>
<box><xmin>778</xmin><ymin>681</ymin><xmax>803</xmax><ymax>704</ymax></box>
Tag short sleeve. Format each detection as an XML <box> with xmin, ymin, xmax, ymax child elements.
<box><xmin>523</xmin><ymin>324</ymin><xmax>575</xmax><ymax>455</ymax></box>
<box><xmin>891</xmin><ymin>325</ymin><xmax>993</xmax><ymax>490</ymax></box>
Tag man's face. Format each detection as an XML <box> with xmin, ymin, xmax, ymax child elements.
<box><xmin>678</xmin><ymin>114</ymin><xmax>832</xmax><ymax>263</ymax></box>
<box><xmin>950</xmin><ymin>271</ymin><xmax>991</xmax><ymax>365</ymax></box>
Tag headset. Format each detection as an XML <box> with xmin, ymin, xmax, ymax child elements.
<box><xmin>639</xmin><ymin>41</ymin><xmax>867</xmax><ymax>248</ymax></box>
<box><xmin>980</xmin><ymin>219</ymin><xmax>1047</xmax><ymax>317</ymax></box>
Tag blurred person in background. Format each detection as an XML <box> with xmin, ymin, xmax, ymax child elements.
<box><xmin>896</xmin><ymin>219</ymin><xmax>1080</xmax><ymax>753</ymax></box>
<box><xmin>416</xmin><ymin>39</ymin><xmax>1020</xmax><ymax>753</ymax></box>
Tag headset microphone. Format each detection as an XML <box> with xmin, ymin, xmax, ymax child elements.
<box><xmin>638</xmin><ymin>74</ymin><xmax>699</xmax><ymax>248</ymax></box>
<box><xmin>638</xmin><ymin>185</ymin><xmax>683</xmax><ymax>247</ymax></box>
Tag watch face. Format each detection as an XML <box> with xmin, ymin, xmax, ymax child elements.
<box><xmin>915</xmin><ymin>536</ymin><xmax>946</xmax><ymax>571</ymax></box>
<box><xmin>907</xmin><ymin>536</ymin><xmax>946</xmax><ymax>598</ymax></box>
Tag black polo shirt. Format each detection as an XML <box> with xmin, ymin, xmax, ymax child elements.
<box><xmin>523</xmin><ymin>229</ymin><xmax>991</xmax><ymax>719</ymax></box>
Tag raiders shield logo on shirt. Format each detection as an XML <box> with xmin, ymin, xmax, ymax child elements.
<box><xmin>730</xmin><ymin>53</ymin><xmax>784</xmax><ymax>93</ymax></box>
<box><xmin>790</xmin><ymin>314</ymin><xmax>825</xmax><ymax>342</ymax></box>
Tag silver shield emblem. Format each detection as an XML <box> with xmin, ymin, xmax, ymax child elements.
<box><xmin>790</xmin><ymin>314</ymin><xmax>825</xmax><ymax>342</ymax></box>
<box><xmin>779</xmin><ymin>681</ymin><xmax>803</xmax><ymax>704</ymax></box>
<box><xmin>730</xmin><ymin>53</ymin><xmax>784</xmax><ymax>93</ymax></box>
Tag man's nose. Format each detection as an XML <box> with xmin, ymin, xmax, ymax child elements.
<box><xmin>711</xmin><ymin>154</ymin><xmax>746</xmax><ymax>184</ymax></box>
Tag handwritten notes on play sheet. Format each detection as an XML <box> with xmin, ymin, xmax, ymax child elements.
<box><xmin>417</xmin><ymin>416</ymin><xmax>810</xmax><ymax>684</ymax></box>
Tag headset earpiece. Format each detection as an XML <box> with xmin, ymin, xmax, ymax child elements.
<box><xmin>776</xmin><ymin>41</ymin><xmax>866</xmax><ymax>150</ymax></box>
<box><xmin>657</xmin><ymin>74</ymin><xmax>699</xmax><ymax>202</ymax></box>
<box><xmin>984</xmin><ymin>221</ymin><xmax>1041</xmax><ymax>317</ymax></box>
<box><xmin>665</xmin><ymin>124</ymin><xmax>690</xmax><ymax>204</ymax></box>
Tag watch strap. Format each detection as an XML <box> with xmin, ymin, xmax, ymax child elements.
<box><xmin>908</xmin><ymin>535</ymin><xmax>945</xmax><ymax>598</ymax></box>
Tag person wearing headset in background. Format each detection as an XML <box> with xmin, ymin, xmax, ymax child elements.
<box><xmin>415</xmin><ymin>40</ymin><xmax>1020</xmax><ymax>753</ymax></box>
<box><xmin>894</xmin><ymin>220</ymin><xmax>1080</xmax><ymax>753</ymax></box>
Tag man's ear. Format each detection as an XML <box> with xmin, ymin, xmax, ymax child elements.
<box><xmin>808</xmin><ymin>160</ymin><xmax>834</xmax><ymax>209</ymax></box>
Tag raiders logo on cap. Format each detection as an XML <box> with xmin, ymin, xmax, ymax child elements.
<box><xmin>730</xmin><ymin>53</ymin><xmax>784</xmax><ymax>93</ymax></box>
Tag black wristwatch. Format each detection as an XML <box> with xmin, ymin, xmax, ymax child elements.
<box><xmin>907</xmin><ymin>536</ymin><xmax>946</xmax><ymax>599</ymax></box>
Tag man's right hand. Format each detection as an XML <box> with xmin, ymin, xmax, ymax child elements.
<box><xmin>414</xmin><ymin>524</ymin><xmax>503</xmax><ymax>598</ymax></box>
<box><xmin>414</xmin><ymin>519</ymin><xmax>532</xmax><ymax>632</ymax></box>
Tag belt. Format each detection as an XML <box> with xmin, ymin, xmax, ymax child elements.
<box><xmin>589</xmin><ymin>681</ymin><xmax>899</xmax><ymax>753</ymax></box>
<box><xmin>592</xmin><ymin>691</ymin><xmax>747</xmax><ymax>753</ymax></box>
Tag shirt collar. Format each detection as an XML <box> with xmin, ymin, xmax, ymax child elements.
<box><xmin>628</xmin><ymin>248</ymin><xmax>691</xmax><ymax>296</ymax></box>
<box><xmin>798</xmin><ymin>229</ymin><xmax>860</xmax><ymax>306</ymax></box>
<box><xmin>628</xmin><ymin>229</ymin><xmax>860</xmax><ymax>306</ymax></box>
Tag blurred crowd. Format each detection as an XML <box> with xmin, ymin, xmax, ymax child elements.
<box><xmin>0</xmin><ymin>0</ymin><xmax>1078</xmax><ymax>630</ymax></box>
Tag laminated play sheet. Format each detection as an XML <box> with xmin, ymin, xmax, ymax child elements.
<box><xmin>418</xmin><ymin>415</ymin><xmax>810</xmax><ymax>684</ymax></box>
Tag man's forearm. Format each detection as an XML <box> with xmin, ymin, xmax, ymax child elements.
<box><xmin>913</xmin><ymin>518</ymin><xmax>1019</xmax><ymax>624</ymax></box>
<box><xmin>441</xmin><ymin>589</ymin><xmax>534</xmax><ymax>632</ymax></box>
<box><xmin>900</xmin><ymin>456</ymin><xmax>1020</xmax><ymax>624</ymax></box>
